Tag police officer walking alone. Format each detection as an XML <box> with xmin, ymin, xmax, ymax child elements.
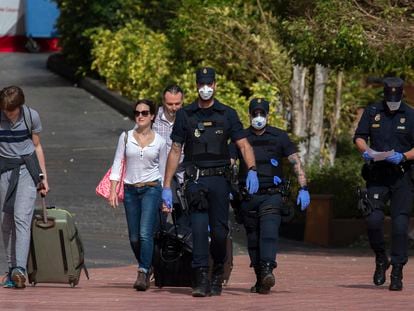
<box><xmin>161</xmin><ymin>67</ymin><xmax>259</xmax><ymax>297</ymax></box>
<box><xmin>231</xmin><ymin>98</ymin><xmax>310</xmax><ymax>294</ymax></box>
<box><xmin>354</xmin><ymin>77</ymin><xmax>414</xmax><ymax>291</ymax></box>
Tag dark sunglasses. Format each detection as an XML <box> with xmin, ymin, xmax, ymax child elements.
<box><xmin>134</xmin><ymin>110</ymin><xmax>150</xmax><ymax>117</ymax></box>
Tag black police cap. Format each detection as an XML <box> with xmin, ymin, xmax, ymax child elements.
<box><xmin>196</xmin><ymin>67</ymin><xmax>215</xmax><ymax>84</ymax></box>
<box><xmin>383</xmin><ymin>77</ymin><xmax>404</xmax><ymax>102</ymax></box>
<box><xmin>249</xmin><ymin>98</ymin><xmax>269</xmax><ymax>114</ymax></box>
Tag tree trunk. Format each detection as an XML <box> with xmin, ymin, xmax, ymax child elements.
<box><xmin>290</xmin><ymin>64</ymin><xmax>309</xmax><ymax>161</ymax></box>
<box><xmin>308</xmin><ymin>64</ymin><xmax>329</xmax><ymax>165</ymax></box>
<box><xmin>327</xmin><ymin>70</ymin><xmax>343</xmax><ymax>166</ymax></box>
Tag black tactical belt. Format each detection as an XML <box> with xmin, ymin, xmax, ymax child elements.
<box><xmin>257</xmin><ymin>187</ymin><xmax>280</xmax><ymax>195</ymax></box>
<box><xmin>198</xmin><ymin>166</ymin><xmax>228</xmax><ymax>177</ymax></box>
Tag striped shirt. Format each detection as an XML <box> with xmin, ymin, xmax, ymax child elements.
<box><xmin>153</xmin><ymin>106</ymin><xmax>184</xmax><ymax>183</ymax></box>
<box><xmin>0</xmin><ymin>107</ymin><xmax>42</xmax><ymax>158</ymax></box>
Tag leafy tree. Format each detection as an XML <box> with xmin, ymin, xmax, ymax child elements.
<box><xmin>269</xmin><ymin>0</ymin><xmax>414</xmax><ymax>165</ymax></box>
<box><xmin>171</xmin><ymin>0</ymin><xmax>290</xmax><ymax>96</ymax></box>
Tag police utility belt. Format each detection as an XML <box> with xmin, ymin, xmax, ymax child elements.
<box><xmin>257</xmin><ymin>187</ymin><xmax>280</xmax><ymax>195</ymax></box>
<box><xmin>185</xmin><ymin>165</ymin><xmax>230</xmax><ymax>181</ymax></box>
<box><xmin>239</xmin><ymin>186</ymin><xmax>280</xmax><ymax>201</ymax></box>
<box><xmin>362</xmin><ymin>160</ymin><xmax>413</xmax><ymax>182</ymax></box>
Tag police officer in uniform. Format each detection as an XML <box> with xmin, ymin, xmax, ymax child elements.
<box><xmin>354</xmin><ymin>77</ymin><xmax>414</xmax><ymax>291</ymax></box>
<box><xmin>230</xmin><ymin>98</ymin><xmax>310</xmax><ymax>294</ymax></box>
<box><xmin>161</xmin><ymin>67</ymin><xmax>259</xmax><ymax>297</ymax></box>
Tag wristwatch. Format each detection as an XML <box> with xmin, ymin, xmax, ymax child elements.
<box><xmin>248</xmin><ymin>165</ymin><xmax>257</xmax><ymax>171</ymax></box>
<box><xmin>402</xmin><ymin>153</ymin><xmax>408</xmax><ymax>163</ymax></box>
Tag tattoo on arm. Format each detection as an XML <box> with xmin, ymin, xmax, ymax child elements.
<box><xmin>288</xmin><ymin>153</ymin><xmax>307</xmax><ymax>187</ymax></box>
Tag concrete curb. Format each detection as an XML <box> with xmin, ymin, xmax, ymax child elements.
<box><xmin>46</xmin><ymin>53</ymin><xmax>134</xmax><ymax>119</ymax></box>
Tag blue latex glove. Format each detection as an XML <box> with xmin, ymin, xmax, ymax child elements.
<box><xmin>270</xmin><ymin>158</ymin><xmax>279</xmax><ymax>167</ymax></box>
<box><xmin>297</xmin><ymin>189</ymin><xmax>310</xmax><ymax>211</ymax></box>
<box><xmin>273</xmin><ymin>176</ymin><xmax>282</xmax><ymax>186</ymax></box>
<box><xmin>362</xmin><ymin>151</ymin><xmax>373</xmax><ymax>162</ymax></box>
<box><xmin>385</xmin><ymin>152</ymin><xmax>404</xmax><ymax>165</ymax></box>
<box><xmin>162</xmin><ymin>188</ymin><xmax>173</xmax><ymax>209</ymax></box>
<box><xmin>246</xmin><ymin>170</ymin><xmax>259</xmax><ymax>194</ymax></box>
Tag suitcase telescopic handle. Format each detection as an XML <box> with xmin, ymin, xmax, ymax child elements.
<box><xmin>37</xmin><ymin>174</ymin><xmax>55</xmax><ymax>229</ymax></box>
<box><xmin>39</xmin><ymin>174</ymin><xmax>47</xmax><ymax>223</ymax></box>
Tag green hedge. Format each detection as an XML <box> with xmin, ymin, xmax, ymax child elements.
<box><xmin>308</xmin><ymin>140</ymin><xmax>365</xmax><ymax>218</ymax></box>
<box><xmin>90</xmin><ymin>21</ymin><xmax>171</xmax><ymax>100</ymax></box>
<box><xmin>54</xmin><ymin>0</ymin><xmax>142</xmax><ymax>73</ymax></box>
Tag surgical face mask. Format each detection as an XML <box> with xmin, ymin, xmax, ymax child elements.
<box><xmin>198</xmin><ymin>85</ymin><xmax>214</xmax><ymax>101</ymax></box>
<box><xmin>386</xmin><ymin>101</ymin><xmax>401</xmax><ymax>111</ymax></box>
<box><xmin>251</xmin><ymin>115</ymin><xmax>267</xmax><ymax>130</ymax></box>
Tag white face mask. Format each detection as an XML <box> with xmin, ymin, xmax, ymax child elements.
<box><xmin>386</xmin><ymin>101</ymin><xmax>401</xmax><ymax>111</ymax></box>
<box><xmin>198</xmin><ymin>85</ymin><xmax>214</xmax><ymax>101</ymax></box>
<box><xmin>251</xmin><ymin>115</ymin><xmax>267</xmax><ymax>130</ymax></box>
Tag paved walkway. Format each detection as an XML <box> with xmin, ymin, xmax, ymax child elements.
<box><xmin>1</xmin><ymin>53</ymin><xmax>414</xmax><ymax>310</ymax></box>
<box><xmin>1</xmin><ymin>254</ymin><xmax>414</xmax><ymax>311</ymax></box>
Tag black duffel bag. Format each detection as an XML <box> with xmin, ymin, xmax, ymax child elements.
<box><xmin>153</xmin><ymin>214</ymin><xmax>193</xmax><ymax>288</ymax></box>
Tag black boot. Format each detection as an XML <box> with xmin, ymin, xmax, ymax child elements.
<box><xmin>192</xmin><ymin>267</ymin><xmax>211</xmax><ymax>297</ymax></box>
<box><xmin>250</xmin><ymin>266</ymin><xmax>261</xmax><ymax>293</ymax></box>
<box><xmin>210</xmin><ymin>264</ymin><xmax>224</xmax><ymax>296</ymax></box>
<box><xmin>389</xmin><ymin>264</ymin><xmax>403</xmax><ymax>291</ymax></box>
<box><xmin>258</xmin><ymin>262</ymin><xmax>276</xmax><ymax>294</ymax></box>
<box><xmin>373</xmin><ymin>256</ymin><xmax>390</xmax><ymax>286</ymax></box>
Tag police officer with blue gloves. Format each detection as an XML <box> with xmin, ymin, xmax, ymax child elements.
<box><xmin>230</xmin><ymin>98</ymin><xmax>310</xmax><ymax>294</ymax></box>
<box><xmin>161</xmin><ymin>67</ymin><xmax>259</xmax><ymax>297</ymax></box>
<box><xmin>354</xmin><ymin>77</ymin><xmax>414</xmax><ymax>291</ymax></box>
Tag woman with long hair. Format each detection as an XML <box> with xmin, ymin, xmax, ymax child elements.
<box><xmin>109</xmin><ymin>99</ymin><xmax>166</xmax><ymax>291</ymax></box>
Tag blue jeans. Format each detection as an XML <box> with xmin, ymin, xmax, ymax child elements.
<box><xmin>123</xmin><ymin>182</ymin><xmax>161</xmax><ymax>272</ymax></box>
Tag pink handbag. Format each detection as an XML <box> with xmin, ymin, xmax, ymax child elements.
<box><xmin>95</xmin><ymin>159</ymin><xmax>126</xmax><ymax>201</ymax></box>
<box><xmin>96</xmin><ymin>131</ymin><xmax>127</xmax><ymax>202</ymax></box>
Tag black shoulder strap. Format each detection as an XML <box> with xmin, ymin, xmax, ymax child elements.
<box><xmin>369</xmin><ymin>106</ymin><xmax>377</xmax><ymax>117</ymax></box>
<box><xmin>22</xmin><ymin>105</ymin><xmax>33</xmax><ymax>138</ymax></box>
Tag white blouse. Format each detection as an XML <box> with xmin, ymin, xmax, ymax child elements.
<box><xmin>109</xmin><ymin>130</ymin><xmax>167</xmax><ymax>185</ymax></box>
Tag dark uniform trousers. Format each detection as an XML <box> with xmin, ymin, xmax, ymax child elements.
<box><xmin>366</xmin><ymin>171</ymin><xmax>414</xmax><ymax>265</ymax></box>
<box><xmin>240</xmin><ymin>193</ymin><xmax>283</xmax><ymax>267</ymax></box>
<box><xmin>189</xmin><ymin>175</ymin><xmax>230</xmax><ymax>268</ymax></box>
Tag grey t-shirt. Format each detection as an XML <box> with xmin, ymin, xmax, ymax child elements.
<box><xmin>0</xmin><ymin>107</ymin><xmax>42</xmax><ymax>158</ymax></box>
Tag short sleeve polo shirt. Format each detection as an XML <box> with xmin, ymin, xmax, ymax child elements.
<box><xmin>0</xmin><ymin>107</ymin><xmax>42</xmax><ymax>158</ymax></box>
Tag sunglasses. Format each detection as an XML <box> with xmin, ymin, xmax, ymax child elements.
<box><xmin>134</xmin><ymin>110</ymin><xmax>150</xmax><ymax>117</ymax></box>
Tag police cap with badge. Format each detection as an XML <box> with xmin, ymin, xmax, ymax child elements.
<box><xmin>249</xmin><ymin>98</ymin><xmax>269</xmax><ymax>115</ymax></box>
<box><xmin>196</xmin><ymin>67</ymin><xmax>215</xmax><ymax>84</ymax></box>
<box><xmin>383</xmin><ymin>77</ymin><xmax>404</xmax><ymax>111</ymax></box>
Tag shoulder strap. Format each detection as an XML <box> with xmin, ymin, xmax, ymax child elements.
<box><xmin>369</xmin><ymin>105</ymin><xmax>377</xmax><ymax>117</ymax></box>
<box><xmin>22</xmin><ymin>105</ymin><xmax>33</xmax><ymax>138</ymax></box>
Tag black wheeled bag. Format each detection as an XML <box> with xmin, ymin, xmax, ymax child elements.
<box><xmin>27</xmin><ymin>197</ymin><xmax>89</xmax><ymax>287</ymax></box>
<box><xmin>153</xmin><ymin>215</ymin><xmax>193</xmax><ymax>287</ymax></box>
<box><xmin>153</xmin><ymin>212</ymin><xmax>233</xmax><ymax>287</ymax></box>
